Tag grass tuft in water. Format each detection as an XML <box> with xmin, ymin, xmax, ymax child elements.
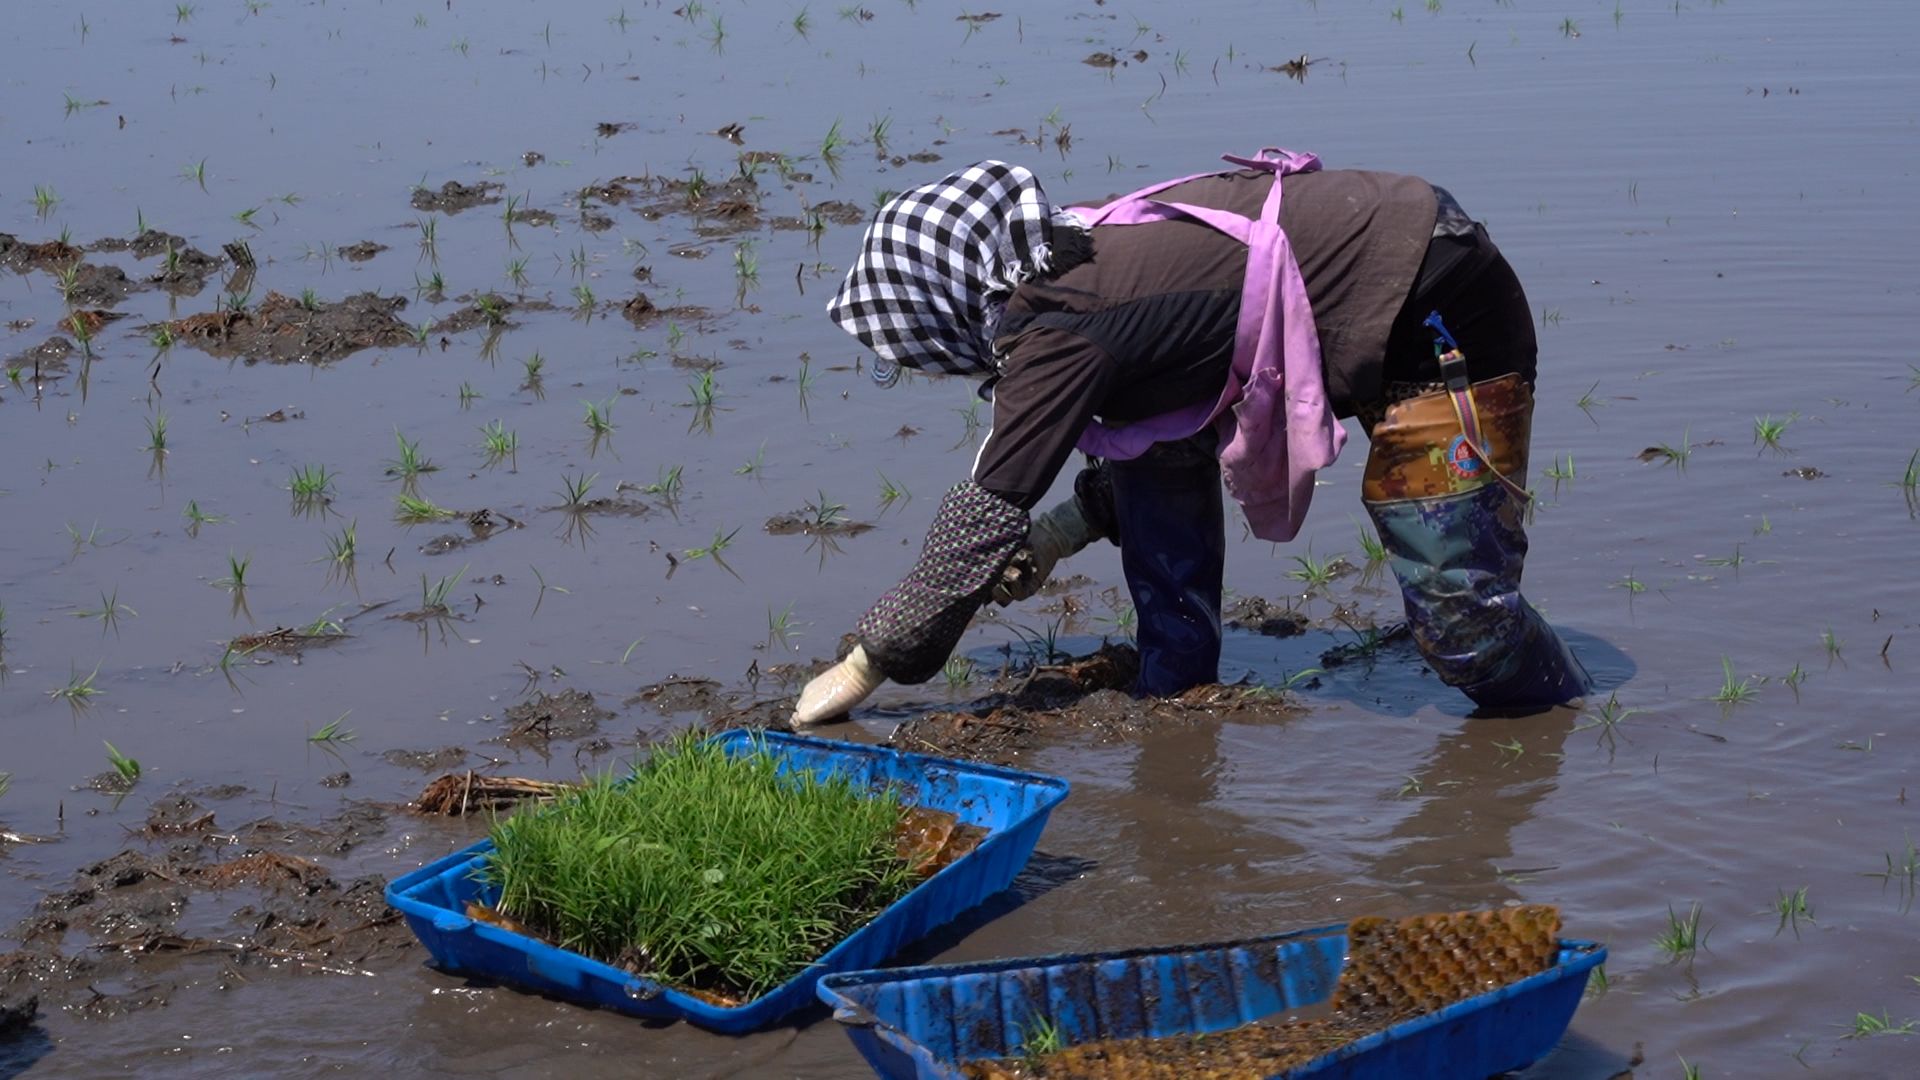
<box><xmin>1770</xmin><ymin>885</ymin><xmax>1813</xmax><ymax>939</ymax></box>
<box><xmin>559</xmin><ymin>472</ymin><xmax>598</xmax><ymax>508</ymax></box>
<box><xmin>479</xmin><ymin>733</ymin><xmax>919</xmax><ymax>999</ymax></box>
<box><xmin>104</xmin><ymin>740</ymin><xmax>141</xmax><ymax>784</ymax></box>
<box><xmin>419</xmin><ymin>564</ymin><xmax>467</xmax><ymax>614</ymax></box>
<box><xmin>49</xmin><ymin>663</ymin><xmax>104</xmax><ymax>702</ymax></box>
<box><xmin>1709</xmin><ymin>656</ymin><xmax>1757</xmax><ymax>706</ymax></box>
<box><xmin>309</xmin><ymin>712</ymin><xmax>356</xmax><ymax>744</ymax></box>
<box><xmin>481</xmin><ymin>420</ymin><xmax>519</xmax><ymax>467</ymax></box>
<box><xmin>384</xmin><ymin>430</ymin><xmax>438</xmax><ymax>481</ymax></box>
<box><xmin>1845</xmin><ymin>1011</ymin><xmax>1918</xmax><ymax>1039</ymax></box>
<box><xmin>1752</xmin><ymin>413</ymin><xmax>1794</xmax><ymax>455</ymax></box>
<box><xmin>1655</xmin><ymin>902</ymin><xmax>1709</xmax><ymax>962</ymax></box>
<box><xmin>395</xmin><ymin>493</ymin><xmax>458</xmax><ymax>524</ymax></box>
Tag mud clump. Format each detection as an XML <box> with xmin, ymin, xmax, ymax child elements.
<box><xmin>337</xmin><ymin>240</ymin><xmax>387</xmax><ymax>262</ymax></box>
<box><xmin>0</xmin><ymin>234</ymin><xmax>82</xmax><ymax>274</ymax></box>
<box><xmin>62</xmin><ymin>263</ymin><xmax>145</xmax><ymax>307</ymax></box>
<box><xmin>410</xmin><ymin>179</ymin><xmax>502</xmax><ymax>214</ymax></box>
<box><xmin>4</xmin><ymin>336</ymin><xmax>75</xmax><ymax>376</ymax></box>
<box><xmin>168</xmin><ymin>291</ymin><xmax>414</xmax><ymax>364</ymax></box>
<box><xmin>1224</xmin><ymin>596</ymin><xmax>1310</xmax><ymax>638</ymax></box>
<box><xmin>5</xmin><ymin>832</ymin><xmax>414</xmax><ymax>1021</ymax></box>
<box><xmin>412</xmin><ymin>772</ymin><xmax>572</xmax><ymax>816</ymax></box>
<box><xmin>419</xmin><ymin>507</ymin><xmax>521</xmax><ymax>555</ymax></box>
<box><xmin>503</xmin><ymin>688</ymin><xmax>612</xmax><ymax>744</ymax></box>
<box><xmin>764</xmin><ymin>510</ymin><xmax>876</xmax><ymax>537</ymax></box>
<box><xmin>382</xmin><ymin>746</ymin><xmax>470</xmax><ymax>772</ymax></box>
<box><xmin>889</xmin><ymin>645</ymin><xmax>1303</xmax><ymax>765</ymax></box>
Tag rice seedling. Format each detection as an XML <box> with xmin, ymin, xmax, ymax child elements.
<box><xmin>1353</xmin><ymin>521</ymin><xmax>1389</xmax><ymax>580</ymax></box>
<box><xmin>767</xmin><ymin>602</ymin><xmax>801</xmax><ymax>651</ymax></box>
<box><xmin>530</xmin><ymin>564</ymin><xmax>570</xmax><ymax>615</ymax></box>
<box><xmin>685</xmin><ymin>526</ymin><xmax>741</xmax><ymax>562</ymax></box>
<box><xmin>395</xmin><ymin>493</ymin><xmax>458</xmax><ymax>524</ymax></box>
<box><xmin>1898</xmin><ymin>449</ymin><xmax>1920</xmax><ymax>511</ymax></box>
<box><xmin>55</xmin><ymin>264</ymin><xmax>81</xmax><ymax>305</ymax></box>
<box><xmin>1582</xmin><ymin>965</ymin><xmax>1608</xmax><ymax>1000</ymax></box>
<box><xmin>1543</xmin><ymin>454</ymin><xmax>1575</xmax><ymax>483</ymax></box>
<box><xmin>1753</xmin><ymin>413</ymin><xmax>1794</xmax><ymax>454</ymax></box>
<box><xmin>1782</xmin><ymin>662</ymin><xmax>1809</xmax><ymax>700</ymax></box>
<box><xmin>75</xmin><ymin>587</ymin><xmax>136</xmax><ymax>633</ymax></box>
<box><xmin>704</xmin><ymin>13</ymin><xmax>726</xmax><ymax>52</ymax></box>
<box><xmin>1573</xmin><ymin>690</ymin><xmax>1638</xmax><ymax>753</ymax></box>
<box><xmin>1286</xmin><ymin>548</ymin><xmax>1346</xmax><ymax>593</ymax></box>
<box><xmin>48</xmin><ymin>663</ymin><xmax>103</xmax><ymax>702</ymax></box>
<box><xmin>144</xmin><ymin>411</ymin><xmax>169</xmax><ymax>454</ymax></box>
<box><xmin>452</xmin><ymin>36</ymin><xmax>471</xmax><ymax>56</ymax></box>
<box><xmin>104</xmin><ymin>741</ymin><xmax>141</xmax><ymax>784</ymax></box>
<box><xmin>416</xmin><ymin>215</ymin><xmax>439</xmax><ymax>258</ymax></box>
<box><xmin>943</xmin><ymin>655</ymin><xmax>976</xmax><ymax>689</ymax></box>
<box><xmin>67</xmin><ymin>314</ymin><xmax>95</xmax><ymax>358</ymax></box>
<box><xmin>1770</xmin><ymin>886</ymin><xmax>1813</xmax><ymax>939</ymax></box>
<box><xmin>666</xmin><ymin>320</ymin><xmax>686</xmax><ymax>353</ymax></box>
<box><xmin>287</xmin><ymin>463</ymin><xmax>336</xmax><ymax>512</ymax></box>
<box><xmin>221</xmin><ymin>288</ymin><xmax>252</xmax><ymax>315</ymax></box>
<box><xmin>215</xmin><ymin>551</ymin><xmax>251</xmax><ymax>591</ymax></box>
<box><xmin>1425</xmin><ymin>0</ymin><xmax>1441</xmax><ymax>12</ymax></box>
<box><xmin>1389</xmin><ymin>6</ymin><xmax>1404</xmax><ymax>23</ymax></box>
<box><xmin>481</xmin><ymin>734</ymin><xmax>919</xmax><ymax>999</ymax></box>
<box><xmin>1702</xmin><ymin>543</ymin><xmax>1748</xmax><ymax>573</ymax></box>
<box><xmin>805</xmin><ymin>490</ymin><xmax>848</xmax><ymax>530</ymax></box>
<box><xmin>1677</xmin><ymin>1056</ymin><xmax>1701</xmax><ymax>1080</ymax></box>
<box><xmin>1648</xmin><ymin>427</ymin><xmax>1692</xmax><ymax>469</ymax></box>
<box><xmin>506</xmin><ymin>255</ymin><xmax>530</xmax><ymax>287</ymax></box>
<box><xmin>182</xmin><ymin>499</ymin><xmax>227</xmax><ymax>526</ymax></box>
<box><xmin>233</xmin><ymin>206</ymin><xmax>261</xmax><ymax>227</ymax></box>
<box><xmin>1823</xmin><ymin>627</ymin><xmax>1843</xmax><ymax>665</ymax></box>
<box><xmin>688</xmin><ymin>370</ymin><xmax>719</xmax><ymax>408</ymax></box>
<box><xmin>66</xmin><ymin>520</ymin><xmax>107</xmax><ymax>552</ymax></box>
<box><xmin>383</xmin><ymin>430</ymin><xmax>439</xmax><ymax>481</ymax></box>
<box><xmin>183</xmin><ymin>158</ymin><xmax>208</xmax><ymax>191</ymax></box>
<box><xmin>820</xmin><ymin>118</ymin><xmax>848</xmax><ymax>164</ymax></box>
<box><xmin>150</xmin><ymin>324</ymin><xmax>175</xmax><ymax>350</ymax></box>
<box><xmin>1018</xmin><ymin>1016</ymin><xmax>1065</xmax><ymax>1061</ymax></box>
<box><xmin>1096</xmin><ymin>602</ymin><xmax>1138</xmax><ymax>641</ymax></box>
<box><xmin>572</xmin><ymin>283</ymin><xmax>596</xmax><ymax>314</ymax></box>
<box><xmin>418</xmin><ymin>563</ymin><xmax>468</xmax><ymax>614</ymax></box>
<box><xmin>1560</xmin><ymin>16</ymin><xmax>1580</xmax><ymax>37</ymax></box>
<box><xmin>309</xmin><ymin>712</ymin><xmax>356</xmax><ymax>744</ymax></box>
<box><xmin>679</xmin><ymin>0</ymin><xmax>705</xmax><ymax>19</ymax></box>
<box><xmin>480</xmin><ymin>420</ymin><xmax>518</xmax><ymax>467</ymax></box>
<box><xmin>791</xmin><ymin>6</ymin><xmax>812</xmax><ymax>38</ymax></box>
<box><xmin>796</xmin><ymin>357</ymin><xmax>821</xmax><ymax>407</ymax></box>
<box><xmin>558</xmin><ymin>472</ymin><xmax>598</xmax><ymax>508</ymax></box>
<box><xmin>877</xmin><ymin>472</ymin><xmax>911</xmax><ymax>511</ymax></box>
<box><xmin>642</xmin><ymin>464</ymin><xmax>683</xmax><ymax>500</ymax></box>
<box><xmin>458</xmin><ymin>382</ymin><xmax>479</xmax><ymax>407</ymax></box>
<box><xmin>735</xmin><ymin>442</ymin><xmax>766</xmax><ymax>476</ymax></box>
<box><xmin>1709</xmin><ymin>656</ymin><xmax>1757</xmax><ymax>706</ymax></box>
<box><xmin>414</xmin><ymin>270</ymin><xmax>446</xmax><ymax>298</ymax></box>
<box><xmin>175</xmin><ymin>2</ymin><xmax>195</xmax><ymax>22</ymax></box>
<box><xmin>582</xmin><ymin>399</ymin><xmax>616</xmax><ymax>437</ymax></box>
<box><xmin>1845</xmin><ymin>1011</ymin><xmax>1918</xmax><ymax>1038</ymax></box>
<box><xmin>1866</xmin><ymin>834</ymin><xmax>1920</xmax><ymax>913</ymax></box>
<box><xmin>522</xmin><ymin>351</ymin><xmax>547</xmax><ymax>383</ymax></box>
<box><xmin>733</xmin><ymin>241</ymin><xmax>759</xmax><ymax>288</ymax></box>
<box><xmin>475</xmin><ymin>294</ymin><xmax>507</xmax><ymax>327</ymax></box>
<box><xmin>1753</xmin><ymin>514</ymin><xmax>1772</xmax><ymax>536</ymax></box>
<box><xmin>324</xmin><ymin>520</ymin><xmax>357</xmax><ymax>566</ymax></box>
<box><xmin>1654</xmin><ymin>902</ymin><xmax>1709</xmax><ymax>962</ymax></box>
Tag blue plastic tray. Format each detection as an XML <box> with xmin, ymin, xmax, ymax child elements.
<box><xmin>385</xmin><ymin>730</ymin><xmax>1070</xmax><ymax>1033</ymax></box>
<box><xmin>817</xmin><ymin>924</ymin><xmax>1605</xmax><ymax>1079</ymax></box>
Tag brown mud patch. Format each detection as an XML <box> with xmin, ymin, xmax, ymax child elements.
<box><xmin>337</xmin><ymin>240</ymin><xmax>387</xmax><ymax>262</ymax></box>
<box><xmin>0</xmin><ymin>234</ymin><xmax>82</xmax><ymax>274</ymax></box>
<box><xmin>419</xmin><ymin>508</ymin><xmax>522</xmax><ymax>555</ymax></box>
<box><xmin>382</xmin><ymin>747</ymin><xmax>470</xmax><ymax>772</ymax></box>
<box><xmin>501</xmin><ymin>688</ymin><xmax>612</xmax><ymax>745</ymax></box>
<box><xmin>763</xmin><ymin>511</ymin><xmax>876</xmax><ymax>537</ymax></box>
<box><xmin>410</xmin><ymin>180</ymin><xmax>502</xmax><ymax>214</ymax></box>
<box><xmin>63</xmin><ymin>263</ymin><xmax>147</xmax><ymax>307</ymax></box>
<box><xmin>1224</xmin><ymin>596</ymin><xmax>1311</xmax><ymax>638</ymax></box>
<box><xmin>619</xmin><ymin>293</ymin><xmax>715</xmax><ymax>328</ymax></box>
<box><xmin>167</xmin><ymin>291</ymin><xmax>414</xmax><ymax>364</ymax></box>
<box><xmin>4</xmin><ymin>807</ymin><xmax>412</xmax><ymax>1020</ymax></box>
<box><xmin>4</xmin><ymin>336</ymin><xmax>74</xmax><ymax>376</ymax></box>
<box><xmin>884</xmin><ymin>645</ymin><xmax>1304</xmax><ymax>765</ymax></box>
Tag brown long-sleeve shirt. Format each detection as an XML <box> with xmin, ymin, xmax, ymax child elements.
<box><xmin>974</xmin><ymin>168</ymin><xmax>1438</xmax><ymax>508</ymax></box>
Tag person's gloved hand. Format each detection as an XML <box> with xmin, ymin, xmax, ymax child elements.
<box><xmin>992</xmin><ymin>496</ymin><xmax>1101</xmax><ymax>605</ymax></box>
<box><xmin>792</xmin><ymin>645</ymin><xmax>885</xmax><ymax>727</ymax></box>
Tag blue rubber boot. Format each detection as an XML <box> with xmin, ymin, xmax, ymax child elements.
<box><xmin>1107</xmin><ymin>436</ymin><xmax>1226</xmax><ymax>697</ymax></box>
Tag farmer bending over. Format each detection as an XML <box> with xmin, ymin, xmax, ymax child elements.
<box><xmin>792</xmin><ymin>150</ymin><xmax>1591</xmax><ymax>726</ymax></box>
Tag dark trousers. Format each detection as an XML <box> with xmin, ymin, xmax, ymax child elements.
<box><xmin>1110</xmin><ymin>225</ymin><xmax>1588</xmax><ymax>709</ymax></box>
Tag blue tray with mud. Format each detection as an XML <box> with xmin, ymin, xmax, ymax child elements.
<box><xmin>385</xmin><ymin>729</ymin><xmax>1071</xmax><ymax>1033</ymax></box>
<box><xmin>817</xmin><ymin>911</ymin><xmax>1604</xmax><ymax>1079</ymax></box>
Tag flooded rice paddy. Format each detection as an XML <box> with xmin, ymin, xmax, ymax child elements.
<box><xmin>2</xmin><ymin>0</ymin><xmax>1916</xmax><ymax>1075</ymax></box>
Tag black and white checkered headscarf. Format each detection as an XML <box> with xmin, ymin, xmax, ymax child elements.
<box><xmin>829</xmin><ymin>161</ymin><xmax>1072</xmax><ymax>384</ymax></box>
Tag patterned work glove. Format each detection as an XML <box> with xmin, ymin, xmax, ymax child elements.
<box><xmin>854</xmin><ymin>482</ymin><xmax>1029</xmax><ymax>686</ymax></box>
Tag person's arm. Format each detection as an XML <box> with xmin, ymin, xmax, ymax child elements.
<box><xmin>793</xmin><ymin>330</ymin><xmax>1116</xmax><ymax>725</ymax></box>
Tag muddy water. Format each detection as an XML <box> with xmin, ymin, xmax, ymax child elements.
<box><xmin>1</xmin><ymin>0</ymin><xmax>1915</xmax><ymax>1075</ymax></box>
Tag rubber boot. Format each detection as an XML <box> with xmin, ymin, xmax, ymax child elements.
<box><xmin>1361</xmin><ymin>375</ymin><xmax>1592</xmax><ymax>711</ymax></box>
<box><xmin>1108</xmin><ymin>434</ymin><xmax>1226</xmax><ymax>697</ymax></box>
